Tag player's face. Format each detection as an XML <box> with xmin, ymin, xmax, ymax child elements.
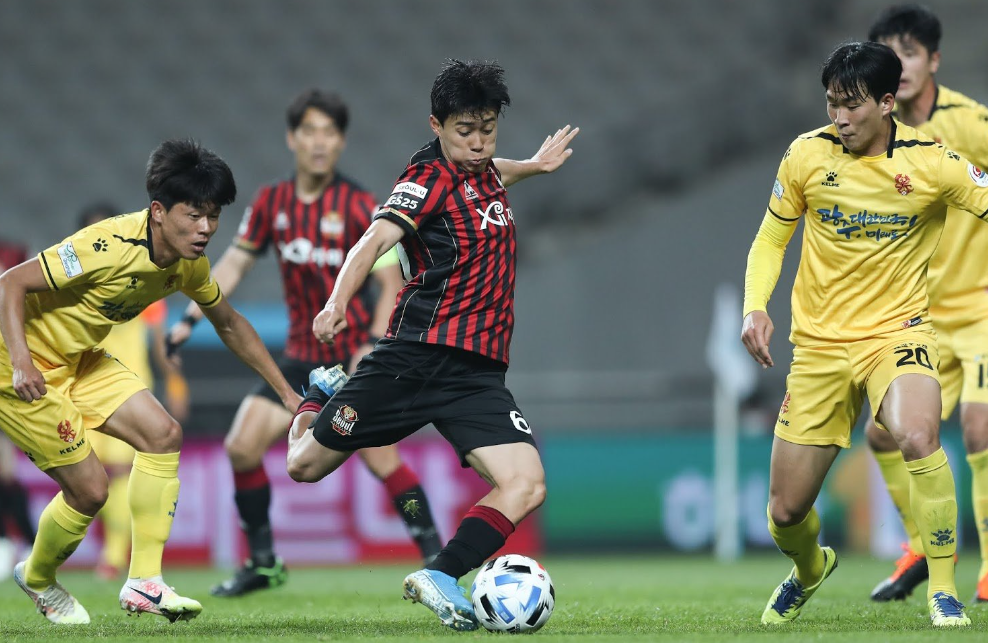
<box><xmin>152</xmin><ymin>201</ymin><xmax>220</xmax><ymax>260</ymax></box>
<box><xmin>430</xmin><ymin>110</ymin><xmax>498</xmax><ymax>174</ymax></box>
<box><xmin>287</xmin><ymin>107</ymin><xmax>346</xmax><ymax>178</ymax></box>
<box><xmin>826</xmin><ymin>86</ymin><xmax>895</xmax><ymax>156</ymax></box>
<box><xmin>880</xmin><ymin>35</ymin><xmax>940</xmax><ymax>104</ymax></box>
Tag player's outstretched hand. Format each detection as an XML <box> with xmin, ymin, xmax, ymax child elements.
<box><xmin>741</xmin><ymin>311</ymin><xmax>774</xmax><ymax>369</ymax></box>
<box><xmin>530</xmin><ymin>125</ymin><xmax>579</xmax><ymax>174</ymax></box>
<box><xmin>12</xmin><ymin>360</ymin><xmax>47</xmax><ymax>401</ymax></box>
<box><xmin>313</xmin><ymin>303</ymin><xmax>348</xmax><ymax>345</ymax></box>
<box><xmin>165</xmin><ymin>320</ymin><xmax>193</xmax><ymax>360</ymax></box>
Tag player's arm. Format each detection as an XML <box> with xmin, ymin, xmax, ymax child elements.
<box><xmin>741</xmin><ymin>211</ymin><xmax>798</xmax><ymax>369</ymax></box>
<box><xmin>314</xmin><ymin>219</ymin><xmax>405</xmax><ymax>345</ymax></box>
<box><xmin>167</xmin><ymin>244</ymin><xmax>257</xmax><ymax>352</ymax></box>
<box><xmin>741</xmin><ymin>145</ymin><xmax>804</xmax><ymax>369</ymax></box>
<box><xmin>494</xmin><ymin>125</ymin><xmax>579</xmax><ymax>187</ymax></box>
<box><xmin>368</xmin><ymin>253</ymin><xmax>403</xmax><ymax>337</ymax></box>
<box><xmin>200</xmin><ymin>297</ymin><xmax>301</xmax><ymax>413</ymax></box>
<box><xmin>0</xmin><ymin>259</ymin><xmax>51</xmax><ymax>401</ymax></box>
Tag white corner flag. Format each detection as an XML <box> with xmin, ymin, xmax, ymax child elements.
<box><xmin>706</xmin><ymin>283</ymin><xmax>759</xmax><ymax>561</ymax></box>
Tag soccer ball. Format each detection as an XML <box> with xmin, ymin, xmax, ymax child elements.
<box><xmin>471</xmin><ymin>554</ymin><xmax>555</xmax><ymax>633</ymax></box>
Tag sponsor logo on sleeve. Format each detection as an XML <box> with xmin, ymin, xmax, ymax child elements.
<box><xmin>969</xmin><ymin>163</ymin><xmax>988</xmax><ymax>187</ymax></box>
<box><xmin>56</xmin><ymin>242</ymin><xmax>83</xmax><ymax>278</ymax></box>
<box><xmin>772</xmin><ymin>180</ymin><xmax>784</xmax><ymax>200</ymax></box>
<box><xmin>394</xmin><ymin>182</ymin><xmax>428</xmax><ymax>199</ymax></box>
<box><xmin>385</xmin><ymin>182</ymin><xmax>428</xmax><ymax>212</ymax></box>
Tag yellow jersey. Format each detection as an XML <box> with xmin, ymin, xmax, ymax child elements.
<box><xmin>97</xmin><ymin>299</ymin><xmax>167</xmax><ymax>387</ymax></box>
<box><xmin>744</xmin><ymin>119</ymin><xmax>988</xmax><ymax>344</ymax></box>
<box><xmin>915</xmin><ymin>86</ymin><xmax>988</xmax><ymax>326</ymax></box>
<box><xmin>14</xmin><ymin>210</ymin><xmax>221</xmax><ymax>366</ymax></box>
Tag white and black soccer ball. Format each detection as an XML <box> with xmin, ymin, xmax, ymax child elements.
<box><xmin>471</xmin><ymin>554</ymin><xmax>555</xmax><ymax>633</ymax></box>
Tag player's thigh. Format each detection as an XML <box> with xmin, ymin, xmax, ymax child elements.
<box><xmin>465</xmin><ymin>442</ymin><xmax>545</xmax><ymax>492</ymax></box>
<box><xmin>768</xmin><ymin>435</ymin><xmax>840</xmax><ymax>526</ymax></box>
<box><xmin>935</xmin><ymin>323</ymin><xmax>963</xmax><ymax>421</ymax></box>
<box><xmin>70</xmin><ymin>349</ymin><xmax>155</xmax><ymax>441</ymax></box>
<box><xmin>0</xmin><ymin>366</ymin><xmax>92</xmax><ymax>471</ymax></box>
<box><xmin>774</xmin><ymin>343</ymin><xmax>861</xmax><ymax>449</ymax></box>
<box><xmin>98</xmin><ymin>389</ymin><xmax>180</xmax><ymax>454</ymax></box>
<box><xmin>866</xmin><ymin>331</ymin><xmax>942</xmax><ymax>458</ymax></box>
<box><xmin>225</xmin><ymin>394</ymin><xmax>293</xmax><ymax>466</ymax></box>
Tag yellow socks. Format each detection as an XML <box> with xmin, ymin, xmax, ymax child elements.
<box><xmin>99</xmin><ymin>474</ymin><xmax>132</xmax><ymax>570</ymax></box>
<box><xmin>767</xmin><ymin>506</ymin><xmax>825</xmax><ymax>586</ymax></box>
<box><xmin>967</xmin><ymin>448</ymin><xmax>988</xmax><ymax>580</ymax></box>
<box><xmin>128</xmin><ymin>451</ymin><xmax>180</xmax><ymax>579</ymax></box>
<box><xmin>24</xmin><ymin>492</ymin><xmax>94</xmax><ymax>590</ymax></box>
<box><xmin>905</xmin><ymin>448</ymin><xmax>958</xmax><ymax>599</ymax></box>
<box><xmin>873</xmin><ymin>449</ymin><xmax>925</xmax><ymax>553</ymax></box>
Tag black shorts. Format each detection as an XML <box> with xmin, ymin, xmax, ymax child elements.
<box><xmin>308</xmin><ymin>339</ymin><xmax>537</xmax><ymax>466</ymax></box>
<box><xmin>250</xmin><ymin>356</ymin><xmax>352</xmax><ymax>404</ymax></box>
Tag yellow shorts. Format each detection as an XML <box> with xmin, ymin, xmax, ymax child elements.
<box><xmin>776</xmin><ymin>329</ymin><xmax>940</xmax><ymax>448</ymax></box>
<box><xmin>934</xmin><ymin>316</ymin><xmax>988</xmax><ymax>420</ymax></box>
<box><xmin>0</xmin><ymin>349</ymin><xmax>146</xmax><ymax>471</ymax></box>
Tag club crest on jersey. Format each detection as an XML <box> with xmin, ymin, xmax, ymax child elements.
<box><xmin>321</xmin><ymin>211</ymin><xmax>344</xmax><ymax>237</ymax></box>
<box><xmin>476</xmin><ymin>201</ymin><xmax>514</xmax><ymax>230</ymax></box>
<box><xmin>57</xmin><ymin>420</ymin><xmax>76</xmax><ymax>444</ymax></box>
<box><xmin>463</xmin><ymin>181</ymin><xmax>479</xmax><ymax>201</ymax></box>
<box><xmin>894</xmin><ymin>174</ymin><xmax>913</xmax><ymax>196</ymax></box>
<box><xmin>275</xmin><ymin>211</ymin><xmax>290</xmax><ymax>230</ymax></box>
<box><xmin>969</xmin><ymin>163</ymin><xmax>988</xmax><ymax>187</ymax></box>
<box><xmin>56</xmin><ymin>242</ymin><xmax>83</xmax><ymax>278</ymax></box>
<box><xmin>332</xmin><ymin>405</ymin><xmax>358</xmax><ymax>436</ymax></box>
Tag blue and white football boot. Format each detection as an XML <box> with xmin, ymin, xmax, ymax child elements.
<box><xmin>403</xmin><ymin>569</ymin><xmax>478</xmax><ymax>631</ymax></box>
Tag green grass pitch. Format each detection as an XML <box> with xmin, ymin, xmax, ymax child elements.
<box><xmin>0</xmin><ymin>554</ymin><xmax>986</xmax><ymax>641</ymax></box>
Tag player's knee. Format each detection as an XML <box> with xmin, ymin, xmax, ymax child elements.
<box><xmin>65</xmin><ymin>478</ymin><xmax>109</xmax><ymax>516</ymax></box>
<box><xmin>895</xmin><ymin>427</ymin><xmax>941</xmax><ymax>461</ymax></box>
<box><xmin>505</xmin><ymin>473</ymin><xmax>546</xmax><ymax>514</ymax></box>
<box><xmin>961</xmin><ymin>406</ymin><xmax>988</xmax><ymax>453</ymax></box>
<box><xmin>225</xmin><ymin>434</ymin><xmax>262</xmax><ymax>471</ymax></box>
<box><xmin>145</xmin><ymin>416</ymin><xmax>183</xmax><ymax>453</ymax></box>
<box><xmin>286</xmin><ymin>451</ymin><xmax>320</xmax><ymax>483</ymax></box>
<box><xmin>767</xmin><ymin>498</ymin><xmax>808</xmax><ymax>528</ymax></box>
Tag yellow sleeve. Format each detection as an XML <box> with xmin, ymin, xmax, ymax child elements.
<box><xmin>370</xmin><ymin>246</ymin><xmax>399</xmax><ymax>271</ymax></box>
<box><xmin>939</xmin><ymin>148</ymin><xmax>988</xmax><ymax>221</ymax></box>
<box><xmin>180</xmin><ymin>257</ymin><xmax>224</xmax><ymax>309</ymax></box>
<box><xmin>742</xmin><ymin>144</ymin><xmax>803</xmax><ymax>317</ymax></box>
<box><xmin>743</xmin><ymin>211</ymin><xmax>798</xmax><ymax>317</ymax></box>
<box><xmin>38</xmin><ymin>225</ymin><xmax>118</xmax><ymax>291</ymax></box>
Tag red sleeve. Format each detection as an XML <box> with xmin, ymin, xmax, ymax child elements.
<box><xmin>234</xmin><ymin>185</ymin><xmax>275</xmax><ymax>255</ymax></box>
<box><xmin>374</xmin><ymin>162</ymin><xmax>450</xmax><ymax>237</ymax></box>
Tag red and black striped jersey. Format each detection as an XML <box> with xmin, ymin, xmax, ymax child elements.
<box><xmin>375</xmin><ymin>139</ymin><xmax>517</xmax><ymax>364</ymax></box>
<box><xmin>235</xmin><ymin>174</ymin><xmax>376</xmax><ymax>363</ymax></box>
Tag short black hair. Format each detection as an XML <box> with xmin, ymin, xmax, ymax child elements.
<box><xmin>145</xmin><ymin>139</ymin><xmax>236</xmax><ymax>211</ymax></box>
<box><xmin>868</xmin><ymin>4</ymin><xmax>942</xmax><ymax>54</ymax></box>
<box><xmin>77</xmin><ymin>201</ymin><xmax>120</xmax><ymax>230</ymax></box>
<box><xmin>821</xmin><ymin>41</ymin><xmax>902</xmax><ymax>103</ymax></box>
<box><xmin>430</xmin><ymin>59</ymin><xmax>511</xmax><ymax>125</ymax></box>
<box><xmin>286</xmin><ymin>89</ymin><xmax>349</xmax><ymax>133</ymax></box>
